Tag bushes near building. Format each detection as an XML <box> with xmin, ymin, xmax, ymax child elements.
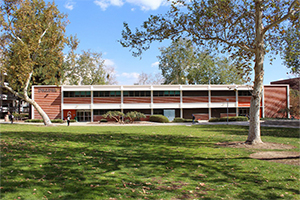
<box><xmin>208</xmin><ymin>116</ymin><xmax>248</xmax><ymax>122</ymax></box>
<box><xmin>149</xmin><ymin>115</ymin><xmax>169</xmax><ymax>123</ymax></box>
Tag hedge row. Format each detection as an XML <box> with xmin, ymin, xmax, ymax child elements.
<box><xmin>173</xmin><ymin>118</ymin><xmax>192</xmax><ymax>122</ymax></box>
<box><xmin>149</xmin><ymin>115</ymin><xmax>169</xmax><ymax>123</ymax></box>
<box><xmin>208</xmin><ymin>116</ymin><xmax>248</xmax><ymax>122</ymax></box>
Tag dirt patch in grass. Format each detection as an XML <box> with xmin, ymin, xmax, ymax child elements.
<box><xmin>216</xmin><ymin>142</ymin><xmax>300</xmax><ymax>166</ymax></box>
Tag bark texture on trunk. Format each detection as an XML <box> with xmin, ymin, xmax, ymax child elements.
<box><xmin>246</xmin><ymin>0</ymin><xmax>264</xmax><ymax>144</ymax></box>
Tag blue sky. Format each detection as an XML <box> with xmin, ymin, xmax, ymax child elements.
<box><xmin>49</xmin><ymin>0</ymin><xmax>293</xmax><ymax>85</ymax></box>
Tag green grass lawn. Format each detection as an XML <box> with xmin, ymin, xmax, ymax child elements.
<box><xmin>1</xmin><ymin>124</ymin><xmax>299</xmax><ymax>200</ymax></box>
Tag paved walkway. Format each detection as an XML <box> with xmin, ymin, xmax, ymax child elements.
<box><xmin>0</xmin><ymin>119</ymin><xmax>299</xmax><ymax>128</ymax></box>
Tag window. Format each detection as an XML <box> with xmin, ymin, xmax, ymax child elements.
<box><xmin>238</xmin><ymin>91</ymin><xmax>252</xmax><ymax>96</ymax></box>
<box><xmin>153</xmin><ymin>91</ymin><xmax>180</xmax><ymax>96</ymax></box>
<box><xmin>93</xmin><ymin>109</ymin><xmax>121</xmax><ymax>115</ymax></box>
<box><xmin>123</xmin><ymin>91</ymin><xmax>151</xmax><ymax>97</ymax></box>
<box><xmin>182</xmin><ymin>91</ymin><xmax>208</xmax><ymax>96</ymax></box>
<box><xmin>64</xmin><ymin>91</ymin><xmax>91</xmax><ymax>97</ymax></box>
<box><xmin>211</xmin><ymin>91</ymin><xmax>235</xmax><ymax>96</ymax></box>
<box><xmin>94</xmin><ymin>91</ymin><xmax>121</xmax><ymax>97</ymax></box>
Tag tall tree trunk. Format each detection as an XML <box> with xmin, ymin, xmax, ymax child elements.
<box><xmin>246</xmin><ymin>0</ymin><xmax>264</xmax><ymax>144</ymax></box>
<box><xmin>1</xmin><ymin>72</ymin><xmax>52</xmax><ymax>126</ymax></box>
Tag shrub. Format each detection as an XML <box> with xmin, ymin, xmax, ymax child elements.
<box><xmin>25</xmin><ymin>119</ymin><xmax>43</xmax><ymax>123</ymax></box>
<box><xmin>172</xmin><ymin>118</ymin><xmax>193</xmax><ymax>122</ymax></box>
<box><xmin>25</xmin><ymin>119</ymin><xmax>65</xmax><ymax>123</ymax></box>
<box><xmin>208</xmin><ymin>116</ymin><xmax>248</xmax><ymax>122</ymax></box>
<box><xmin>149</xmin><ymin>115</ymin><xmax>169</xmax><ymax>123</ymax></box>
<box><xmin>125</xmin><ymin>111</ymin><xmax>146</xmax><ymax>123</ymax></box>
<box><xmin>102</xmin><ymin>111</ymin><xmax>124</xmax><ymax>123</ymax></box>
<box><xmin>51</xmin><ymin>119</ymin><xmax>64</xmax><ymax>123</ymax></box>
<box><xmin>173</xmin><ymin>118</ymin><xmax>185</xmax><ymax>122</ymax></box>
<box><xmin>12</xmin><ymin>112</ymin><xmax>29</xmax><ymax>120</ymax></box>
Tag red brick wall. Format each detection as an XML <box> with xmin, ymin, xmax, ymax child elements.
<box><xmin>33</xmin><ymin>86</ymin><xmax>61</xmax><ymax>119</ymax></box>
<box><xmin>264</xmin><ymin>86</ymin><xmax>288</xmax><ymax>118</ymax></box>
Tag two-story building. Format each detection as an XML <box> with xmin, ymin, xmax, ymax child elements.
<box><xmin>31</xmin><ymin>84</ymin><xmax>289</xmax><ymax>122</ymax></box>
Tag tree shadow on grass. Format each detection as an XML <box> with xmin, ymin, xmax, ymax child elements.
<box><xmin>1</xmin><ymin>129</ymin><xmax>299</xmax><ymax>199</ymax></box>
<box><xmin>192</xmin><ymin>125</ymin><xmax>300</xmax><ymax>138</ymax></box>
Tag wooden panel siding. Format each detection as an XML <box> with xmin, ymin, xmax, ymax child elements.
<box><xmin>63</xmin><ymin>97</ymin><xmax>91</xmax><ymax>104</ymax></box>
<box><xmin>93</xmin><ymin>97</ymin><xmax>121</xmax><ymax>104</ymax></box>
<box><xmin>33</xmin><ymin>87</ymin><xmax>61</xmax><ymax>119</ymax></box>
<box><xmin>183</xmin><ymin>96</ymin><xmax>209</xmax><ymax>103</ymax></box>
<box><xmin>264</xmin><ymin>86</ymin><xmax>288</xmax><ymax>118</ymax></box>
<box><xmin>153</xmin><ymin>97</ymin><xmax>180</xmax><ymax>103</ymax></box>
<box><xmin>123</xmin><ymin>97</ymin><xmax>151</xmax><ymax>104</ymax></box>
<box><xmin>211</xmin><ymin>96</ymin><xmax>236</xmax><ymax>103</ymax></box>
<box><xmin>238</xmin><ymin>96</ymin><xmax>251</xmax><ymax>107</ymax></box>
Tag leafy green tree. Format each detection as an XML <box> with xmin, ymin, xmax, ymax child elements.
<box><xmin>289</xmin><ymin>89</ymin><xmax>300</xmax><ymax>118</ymax></box>
<box><xmin>102</xmin><ymin>111</ymin><xmax>124</xmax><ymax>123</ymax></box>
<box><xmin>120</xmin><ymin>0</ymin><xmax>299</xmax><ymax>144</ymax></box>
<box><xmin>63</xmin><ymin>49</ymin><xmax>109</xmax><ymax>85</ymax></box>
<box><xmin>158</xmin><ymin>39</ymin><xmax>245</xmax><ymax>84</ymax></box>
<box><xmin>282</xmin><ymin>27</ymin><xmax>300</xmax><ymax>75</ymax></box>
<box><xmin>0</xmin><ymin>0</ymin><xmax>74</xmax><ymax>125</ymax></box>
<box><xmin>125</xmin><ymin>111</ymin><xmax>146</xmax><ymax>123</ymax></box>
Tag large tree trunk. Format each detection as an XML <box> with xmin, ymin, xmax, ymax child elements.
<box><xmin>25</xmin><ymin>96</ymin><xmax>52</xmax><ymax>126</ymax></box>
<box><xmin>246</xmin><ymin>1</ymin><xmax>264</xmax><ymax>144</ymax></box>
<box><xmin>1</xmin><ymin>72</ymin><xmax>52</xmax><ymax>126</ymax></box>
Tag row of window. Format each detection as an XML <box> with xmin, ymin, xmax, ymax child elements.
<box><xmin>64</xmin><ymin>90</ymin><xmax>253</xmax><ymax>98</ymax></box>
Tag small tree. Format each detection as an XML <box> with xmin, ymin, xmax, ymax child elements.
<box><xmin>125</xmin><ymin>111</ymin><xmax>146</xmax><ymax>123</ymax></box>
<box><xmin>102</xmin><ymin>111</ymin><xmax>124</xmax><ymax>123</ymax></box>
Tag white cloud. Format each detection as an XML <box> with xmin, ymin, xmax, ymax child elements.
<box><xmin>104</xmin><ymin>59</ymin><xmax>115</xmax><ymax>67</ymax></box>
<box><xmin>94</xmin><ymin>0</ymin><xmax>167</xmax><ymax>11</ymax></box>
<box><xmin>151</xmin><ymin>61</ymin><xmax>159</xmax><ymax>68</ymax></box>
<box><xmin>119</xmin><ymin>72</ymin><xmax>140</xmax><ymax>79</ymax></box>
<box><xmin>94</xmin><ymin>0</ymin><xmax>124</xmax><ymax>10</ymax></box>
<box><xmin>65</xmin><ymin>1</ymin><xmax>75</xmax><ymax>10</ymax></box>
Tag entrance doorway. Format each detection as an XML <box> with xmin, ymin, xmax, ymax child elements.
<box><xmin>164</xmin><ymin>109</ymin><xmax>175</xmax><ymax>122</ymax></box>
<box><xmin>76</xmin><ymin>110</ymin><xmax>91</xmax><ymax>122</ymax></box>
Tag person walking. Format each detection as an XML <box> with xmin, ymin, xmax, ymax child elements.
<box><xmin>192</xmin><ymin>114</ymin><xmax>195</xmax><ymax>124</ymax></box>
<box><xmin>67</xmin><ymin>114</ymin><xmax>71</xmax><ymax>126</ymax></box>
<box><xmin>9</xmin><ymin>112</ymin><xmax>14</xmax><ymax>124</ymax></box>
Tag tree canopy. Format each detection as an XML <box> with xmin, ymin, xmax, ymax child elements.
<box><xmin>120</xmin><ymin>0</ymin><xmax>300</xmax><ymax>144</ymax></box>
<box><xmin>0</xmin><ymin>0</ymin><xmax>74</xmax><ymax>125</ymax></box>
<box><xmin>157</xmin><ymin>39</ymin><xmax>245</xmax><ymax>85</ymax></box>
<box><xmin>63</xmin><ymin>50</ymin><xmax>112</xmax><ymax>85</ymax></box>
<box><xmin>282</xmin><ymin>26</ymin><xmax>300</xmax><ymax>75</ymax></box>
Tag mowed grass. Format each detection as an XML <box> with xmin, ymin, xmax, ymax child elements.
<box><xmin>0</xmin><ymin>124</ymin><xmax>299</xmax><ymax>200</ymax></box>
